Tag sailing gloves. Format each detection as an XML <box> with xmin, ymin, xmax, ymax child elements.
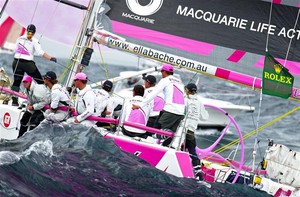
<box><xmin>50</xmin><ymin>57</ymin><xmax>57</xmax><ymax>63</ymax></box>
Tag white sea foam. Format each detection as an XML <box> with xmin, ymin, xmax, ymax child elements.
<box><xmin>0</xmin><ymin>151</ymin><xmax>20</xmax><ymax>165</ymax></box>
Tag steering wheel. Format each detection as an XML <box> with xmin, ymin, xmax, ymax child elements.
<box><xmin>196</xmin><ymin>104</ymin><xmax>245</xmax><ymax>184</ymax></box>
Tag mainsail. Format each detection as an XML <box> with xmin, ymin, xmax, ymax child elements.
<box><xmin>95</xmin><ymin>0</ymin><xmax>300</xmax><ymax>92</ymax></box>
<box><xmin>2</xmin><ymin>0</ymin><xmax>89</xmax><ymax>46</ymax></box>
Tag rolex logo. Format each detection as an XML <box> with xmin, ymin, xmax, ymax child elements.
<box><xmin>274</xmin><ymin>63</ymin><xmax>282</xmax><ymax>74</ymax></box>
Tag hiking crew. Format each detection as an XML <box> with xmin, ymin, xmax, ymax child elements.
<box><xmin>93</xmin><ymin>80</ymin><xmax>113</xmax><ymax>117</ymax></box>
<box><xmin>68</xmin><ymin>72</ymin><xmax>96</xmax><ymax>126</ymax></box>
<box><xmin>18</xmin><ymin>75</ymin><xmax>50</xmax><ymax>138</ymax></box>
<box><xmin>132</xmin><ymin>64</ymin><xmax>185</xmax><ymax>146</ymax></box>
<box><xmin>93</xmin><ymin>80</ymin><xmax>115</xmax><ymax>128</ymax></box>
<box><xmin>43</xmin><ymin>71</ymin><xmax>71</xmax><ymax>123</ymax></box>
<box><xmin>184</xmin><ymin>83</ymin><xmax>209</xmax><ymax>180</ymax></box>
<box><xmin>121</xmin><ymin>85</ymin><xmax>151</xmax><ymax>138</ymax></box>
<box><xmin>143</xmin><ymin>75</ymin><xmax>165</xmax><ymax>128</ymax></box>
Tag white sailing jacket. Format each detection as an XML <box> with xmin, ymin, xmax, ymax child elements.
<box><xmin>25</xmin><ymin>82</ymin><xmax>50</xmax><ymax>110</ymax></box>
<box><xmin>122</xmin><ymin>96</ymin><xmax>151</xmax><ymax>134</ymax></box>
<box><xmin>75</xmin><ymin>85</ymin><xmax>96</xmax><ymax>122</ymax></box>
<box><xmin>144</xmin><ymin>86</ymin><xmax>165</xmax><ymax>117</ymax></box>
<box><xmin>50</xmin><ymin>84</ymin><xmax>71</xmax><ymax>109</ymax></box>
<box><xmin>185</xmin><ymin>94</ymin><xmax>209</xmax><ymax>131</ymax></box>
<box><xmin>106</xmin><ymin>95</ymin><xmax>123</xmax><ymax>118</ymax></box>
<box><xmin>142</xmin><ymin>75</ymin><xmax>185</xmax><ymax>115</ymax></box>
<box><xmin>93</xmin><ymin>89</ymin><xmax>110</xmax><ymax>116</ymax></box>
<box><xmin>14</xmin><ymin>35</ymin><xmax>45</xmax><ymax>61</ymax></box>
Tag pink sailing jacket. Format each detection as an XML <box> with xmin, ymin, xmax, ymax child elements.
<box><xmin>122</xmin><ymin>96</ymin><xmax>151</xmax><ymax>134</ymax></box>
<box><xmin>144</xmin><ymin>86</ymin><xmax>165</xmax><ymax>117</ymax></box>
<box><xmin>141</xmin><ymin>75</ymin><xmax>185</xmax><ymax>115</ymax></box>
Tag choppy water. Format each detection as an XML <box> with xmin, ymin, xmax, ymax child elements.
<box><xmin>1</xmin><ymin>53</ymin><xmax>299</xmax><ymax>196</ymax></box>
<box><xmin>0</xmin><ymin>123</ymin><xmax>268</xmax><ymax>197</ymax></box>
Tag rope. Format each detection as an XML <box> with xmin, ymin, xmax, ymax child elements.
<box><xmin>0</xmin><ymin>0</ymin><xmax>9</xmax><ymax>19</ymax></box>
<box><xmin>38</xmin><ymin>0</ymin><xmax>63</xmax><ymax>42</ymax></box>
<box><xmin>30</xmin><ymin>0</ymin><xmax>39</xmax><ymax>24</ymax></box>
<box><xmin>12</xmin><ymin>0</ymin><xmax>40</xmax><ymax>79</ymax></box>
<box><xmin>58</xmin><ymin>0</ymin><xmax>93</xmax><ymax>84</ymax></box>
<box><xmin>96</xmin><ymin>42</ymin><xmax>109</xmax><ymax>79</ymax></box>
<box><xmin>265</xmin><ymin>0</ymin><xmax>273</xmax><ymax>52</ymax></box>
<box><xmin>252</xmin><ymin>89</ymin><xmax>263</xmax><ymax>171</ymax></box>
<box><xmin>214</xmin><ymin>105</ymin><xmax>300</xmax><ymax>154</ymax></box>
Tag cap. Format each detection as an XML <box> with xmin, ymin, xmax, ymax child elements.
<box><xmin>103</xmin><ymin>80</ymin><xmax>113</xmax><ymax>90</ymax></box>
<box><xmin>143</xmin><ymin>75</ymin><xmax>156</xmax><ymax>84</ymax></box>
<box><xmin>43</xmin><ymin>71</ymin><xmax>57</xmax><ymax>80</ymax></box>
<box><xmin>22</xmin><ymin>75</ymin><xmax>32</xmax><ymax>83</ymax></box>
<box><xmin>161</xmin><ymin>64</ymin><xmax>174</xmax><ymax>72</ymax></box>
<box><xmin>73</xmin><ymin>72</ymin><xmax>87</xmax><ymax>81</ymax></box>
<box><xmin>185</xmin><ymin>83</ymin><xmax>197</xmax><ymax>92</ymax></box>
<box><xmin>27</xmin><ymin>24</ymin><xmax>36</xmax><ymax>34</ymax></box>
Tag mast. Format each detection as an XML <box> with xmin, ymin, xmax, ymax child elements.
<box><xmin>63</xmin><ymin>0</ymin><xmax>103</xmax><ymax>88</ymax></box>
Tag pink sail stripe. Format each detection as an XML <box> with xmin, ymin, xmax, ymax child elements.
<box><xmin>272</xmin><ymin>0</ymin><xmax>282</xmax><ymax>4</ymax></box>
<box><xmin>175</xmin><ymin>152</ymin><xmax>194</xmax><ymax>177</ymax></box>
<box><xmin>111</xmin><ymin>21</ymin><xmax>215</xmax><ymax>56</ymax></box>
<box><xmin>0</xmin><ymin>17</ymin><xmax>14</xmax><ymax>47</ymax></box>
<box><xmin>254</xmin><ymin>56</ymin><xmax>300</xmax><ymax>76</ymax></box>
<box><xmin>227</xmin><ymin>50</ymin><xmax>246</xmax><ymax>63</ymax></box>
<box><xmin>20</xmin><ymin>27</ymin><xmax>26</xmax><ymax>36</ymax></box>
<box><xmin>215</xmin><ymin>68</ymin><xmax>262</xmax><ymax>88</ymax></box>
<box><xmin>172</xmin><ymin>85</ymin><xmax>184</xmax><ymax>104</ymax></box>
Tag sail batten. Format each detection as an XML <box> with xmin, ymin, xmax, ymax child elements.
<box><xmin>111</xmin><ymin>21</ymin><xmax>215</xmax><ymax>56</ymax></box>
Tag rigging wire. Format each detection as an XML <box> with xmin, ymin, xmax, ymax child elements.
<box><xmin>250</xmin><ymin>0</ymin><xmax>273</xmax><ymax>173</ymax></box>
<box><xmin>0</xmin><ymin>0</ymin><xmax>9</xmax><ymax>19</ymax></box>
<box><xmin>38</xmin><ymin>0</ymin><xmax>62</xmax><ymax>42</ymax></box>
<box><xmin>214</xmin><ymin>105</ymin><xmax>300</xmax><ymax>154</ymax></box>
<box><xmin>12</xmin><ymin>0</ymin><xmax>40</xmax><ymax>83</ymax></box>
<box><xmin>30</xmin><ymin>0</ymin><xmax>40</xmax><ymax>24</ymax></box>
<box><xmin>265</xmin><ymin>0</ymin><xmax>273</xmax><ymax>52</ymax></box>
<box><xmin>58</xmin><ymin>1</ymin><xmax>92</xmax><ymax>84</ymax></box>
<box><xmin>283</xmin><ymin>9</ymin><xmax>300</xmax><ymax>67</ymax></box>
<box><xmin>96</xmin><ymin>42</ymin><xmax>109</xmax><ymax>79</ymax></box>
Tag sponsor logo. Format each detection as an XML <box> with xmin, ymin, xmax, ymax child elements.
<box><xmin>273</xmin><ymin>63</ymin><xmax>282</xmax><ymax>74</ymax></box>
<box><xmin>263</xmin><ymin>64</ymin><xmax>293</xmax><ymax>85</ymax></box>
<box><xmin>124</xmin><ymin>0</ymin><xmax>164</xmax><ymax>24</ymax></box>
<box><xmin>3</xmin><ymin>112</ymin><xmax>11</xmax><ymax>128</ymax></box>
<box><xmin>126</xmin><ymin>0</ymin><xmax>163</xmax><ymax>16</ymax></box>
